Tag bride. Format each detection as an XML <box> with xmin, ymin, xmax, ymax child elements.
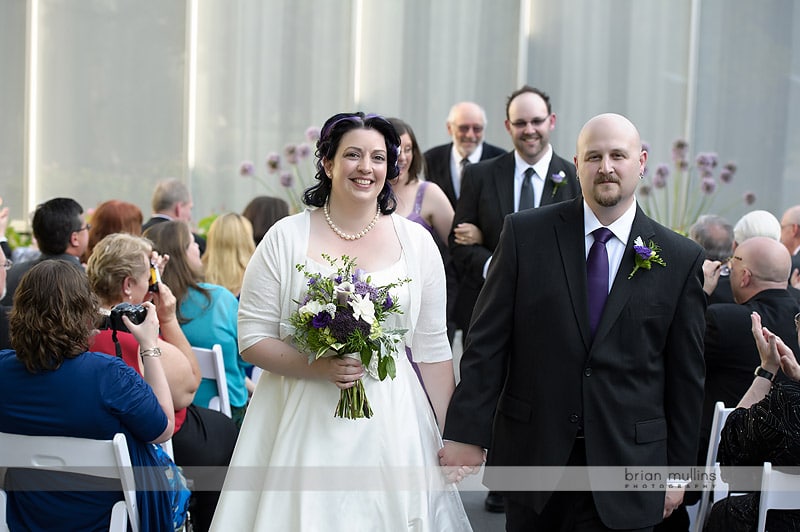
<box><xmin>210</xmin><ymin>112</ymin><xmax>472</xmax><ymax>531</ymax></box>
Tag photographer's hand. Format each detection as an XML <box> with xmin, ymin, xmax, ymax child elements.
<box><xmin>123</xmin><ymin>301</ymin><xmax>160</xmax><ymax>349</ymax></box>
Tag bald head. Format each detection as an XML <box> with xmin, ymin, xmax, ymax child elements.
<box><xmin>780</xmin><ymin>205</ymin><xmax>800</xmax><ymax>253</ymax></box>
<box><xmin>574</xmin><ymin>113</ymin><xmax>646</xmax><ymax>225</ymax></box>
<box><xmin>447</xmin><ymin>102</ymin><xmax>488</xmax><ymax>158</ymax></box>
<box><xmin>737</xmin><ymin>236</ymin><xmax>792</xmax><ymax>283</ymax></box>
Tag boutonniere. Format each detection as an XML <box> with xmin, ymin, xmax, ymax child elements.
<box><xmin>628</xmin><ymin>236</ymin><xmax>667</xmax><ymax>279</ymax></box>
<box><xmin>550</xmin><ymin>171</ymin><xmax>567</xmax><ymax>197</ymax></box>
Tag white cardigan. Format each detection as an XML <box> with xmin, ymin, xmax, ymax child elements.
<box><xmin>238</xmin><ymin>209</ymin><xmax>452</xmax><ymax>364</ymax></box>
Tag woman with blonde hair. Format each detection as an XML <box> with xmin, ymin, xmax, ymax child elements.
<box><xmin>201</xmin><ymin>213</ymin><xmax>255</xmax><ymax>298</ymax></box>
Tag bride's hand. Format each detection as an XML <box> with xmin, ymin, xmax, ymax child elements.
<box><xmin>318</xmin><ymin>356</ymin><xmax>365</xmax><ymax>389</ymax></box>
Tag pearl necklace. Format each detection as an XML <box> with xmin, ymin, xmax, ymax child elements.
<box><xmin>323</xmin><ymin>201</ymin><xmax>380</xmax><ymax>241</ymax></box>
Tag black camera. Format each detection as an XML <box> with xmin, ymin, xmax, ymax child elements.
<box><xmin>107</xmin><ymin>302</ymin><xmax>147</xmax><ymax>333</ymax></box>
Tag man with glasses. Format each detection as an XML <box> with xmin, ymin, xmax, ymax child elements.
<box><xmin>448</xmin><ymin>86</ymin><xmax>580</xmax><ymax>513</ymax></box>
<box><xmin>698</xmin><ymin>236</ymin><xmax>799</xmax><ymax>472</ymax></box>
<box><xmin>0</xmin><ymin>197</ymin><xmax>88</xmax><ymax>306</ymax></box>
<box><xmin>424</xmin><ymin>101</ymin><xmax>506</xmax><ymax>208</ymax></box>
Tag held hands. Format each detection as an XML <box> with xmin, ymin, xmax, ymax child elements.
<box><xmin>122</xmin><ymin>301</ymin><xmax>160</xmax><ymax>349</ymax></box>
<box><xmin>453</xmin><ymin>223</ymin><xmax>484</xmax><ymax>246</ymax></box>
<box><xmin>438</xmin><ymin>441</ymin><xmax>485</xmax><ymax>483</ymax></box>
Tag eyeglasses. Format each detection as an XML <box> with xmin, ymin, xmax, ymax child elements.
<box><xmin>509</xmin><ymin>115</ymin><xmax>552</xmax><ymax>129</ymax></box>
<box><xmin>724</xmin><ymin>255</ymin><xmax>743</xmax><ymax>264</ymax></box>
<box><xmin>75</xmin><ymin>223</ymin><xmax>91</xmax><ymax>232</ymax></box>
<box><xmin>1</xmin><ymin>259</ymin><xmax>12</xmax><ymax>271</ymax></box>
<box><xmin>453</xmin><ymin>124</ymin><xmax>484</xmax><ymax>134</ymax></box>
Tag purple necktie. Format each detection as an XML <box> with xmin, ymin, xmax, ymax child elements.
<box><xmin>587</xmin><ymin>227</ymin><xmax>613</xmax><ymax>336</ymax></box>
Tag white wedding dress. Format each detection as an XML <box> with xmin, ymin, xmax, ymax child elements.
<box><xmin>210</xmin><ymin>212</ymin><xmax>472</xmax><ymax>532</ymax></box>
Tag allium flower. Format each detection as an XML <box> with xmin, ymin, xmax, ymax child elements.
<box><xmin>641</xmin><ymin>141</ymin><xmax>651</xmax><ymax>153</ymax></box>
<box><xmin>719</xmin><ymin>168</ymin><xmax>734</xmax><ymax>183</ymax></box>
<box><xmin>653</xmin><ymin>164</ymin><xmax>670</xmax><ymax>188</ymax></box>
<box><xmin>327</xmin><ymin>308</ymin><xmax>371</xmax><ymax>343</ymax></box>
<box><xmin>638</xmin><ymin>184</ymin><xmax>652</xmax><ymax>197</ymax></box>
<box><xmin>265</xmin><ymin>153</ymin><xmax>281</xmax><ymax>173</ymax></box>
<box><xmin>297</xmin><ymin>143</ymin><xmax>312</xmax><ymax>159</ymax></box>
<box><xmin>279</xmin><ymin>171</ymin><xmax>294</xmax><ymax>188</ymax></box>
<box><xmin>744</xmin><ymin>191</ymin><xmax>757</xmax><ymax>205</ymax></box>
<box><xmin>284</xmin><ymin>144</ymin><xmax>299</xmax><ymax>165</ymax></box>
<box><xmin>695</xmin><ymin>152</ymin><xmax>718</xmax><ymax>171</ymax></box>
<box><xmin>700</xmin><ymin>177</ymin><xmax>716</xmax><ymax>195</ymax></box>
<box><xmin>305</xmin><ymin>126</ymin><xmax>321</xmax><ymax>142</ymax></box>
<box><xmin>672</xmin><ymin>139</ymin><xmax>689</xmax><ymax>164</ymax></box>
<box><xmin>239</xmin><ymin>160</ymin><xmax>255</xmax><ymax>176</ymax></box>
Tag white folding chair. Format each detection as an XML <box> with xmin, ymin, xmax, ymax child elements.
<box><xmin>192</xmin><ymin>344</ymin><xmax>232</xmax><ymax>417</ymax></box>
<box><xmin>0</xmin><ymin>432</ymin><xmax>139</xmax><ymax>532</ymax></box>
<box><xmin>693</xmin><ymin>401</ymin><xmax>735</xmax><ymax>532</ymax></box>
<box><xmin>757</xmin><ymin>461</ymin><xmax>800</xmax><ymax>531</ymax></box>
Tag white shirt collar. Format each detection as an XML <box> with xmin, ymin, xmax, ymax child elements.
<box><xmin>583</xmin><ymin>198</ymin><xmax>638</xmax><ymax>245</ymax></box>
<box><xmin>452</xmin><ymin>143</ymin><xmax>484</xmax><ymax>165</ymax></box>
<box><xmin>513</xmin><ymin>145</ymin><xmax>553</xmax><ymax>178</ymax></box>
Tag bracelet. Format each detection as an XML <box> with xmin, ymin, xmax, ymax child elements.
<box><xmin>754</xmin><ymin>365</ymin><xmax>776</xmax><ymax>382</ymax></box>
<box><xmin>139</xmin><ymin>347</ymin><xmax>162</xmax><ymax>358</ymax></box>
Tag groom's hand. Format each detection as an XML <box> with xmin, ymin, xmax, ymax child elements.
<box><xmin>438</xmin><ymin>441</ymin><xmax>485</xmax><ymax>483</ymax></box>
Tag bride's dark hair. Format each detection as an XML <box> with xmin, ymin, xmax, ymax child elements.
<box><xmin>302</xmin><ymin>112</ymin><xmax>399</xmax><ymax>215</ymax></box>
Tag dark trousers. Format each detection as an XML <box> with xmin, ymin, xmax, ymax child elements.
<box><xmin>504</xmin><ymin>439</ymin><xmax>655</xmax><ymax>532</ymax></box>
<box><xmin>172</xmin><ymin>404</ymin><xmax>239</xmax><ymax>532</ymax></box>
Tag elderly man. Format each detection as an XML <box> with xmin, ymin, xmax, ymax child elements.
<box><xmin>424</xmin><ymin>101</ymin><xmax>506</xmax><ymax>208</ymax></box>
<box><xmin>441</xmin><ymin>113</ymin><xmax>706</xmax><ymax>530</ymax></box>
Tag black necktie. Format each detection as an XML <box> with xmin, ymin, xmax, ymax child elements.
<box><xmin>460</xmin><ymin>158</ymin><xmax>471</xmax><ymax>175</ymax></box>
<box><xmin>587</xmin><ymin>227</ymin><xmax>614</xmax><ymax>337</ymax></box>
<box><xmin>519</xmin><ymin>167</ymin><xmax>535</xmax><ymax>211</ymax></box>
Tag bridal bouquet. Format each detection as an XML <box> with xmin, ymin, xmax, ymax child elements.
<box><xmin>289</xmin><ymin>254</ymin><xmax>409</xmax><ymax>419</ymax></box>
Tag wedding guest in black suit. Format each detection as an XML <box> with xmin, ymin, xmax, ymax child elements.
<box><xmin>142</xmin><ymin>178</ymin><xmax>206</xmax><ymax>255</ymax></box>
<box><xmin>423</xmin><ymin>101</ymin><xmax>506</xmax><ymax>209</ymax></box>
<box><xmin>440</xmin><ymin>113</ymin><xmax>707</xmax><ymax>530</ymax></box>
<box><xmin>699</xmin><ymin>236</ymin><xmax>799</xmax><ymax>462</ymax></box>
<box><xmin>0</xmin><ymin>198</ymin><xmax>10</xmax><ymax>260</ymax></box>
<box><xmin>0</xmin><ymin>197</ymin><xmax>88</xmax><ymax>307</ymax></box>
<box><xmin>690</xmin><ymin>214</ymin><xmax>735</xmax><ymax>305</ymax></box>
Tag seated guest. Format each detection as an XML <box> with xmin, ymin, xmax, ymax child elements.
<box><xmin>86</xmin><ymin>233</ymin><xmax>238</xmax><ymax>532</ymax></box>
<box><xmin>143</xmin><ymin>178</ymin><xmax>206</xmax><ymax>254</ymax></box>
<box><xmin>145</xmin><ymin>221</ymin><xmax>251</xmax><ymax>427</ymax></box>
<box><xmin>1</xmin><ymin>197</ymin><xmax>88</xmax><ymax>306</ymax></box>
<box><xmin>690</xmin><ymin>214</ymin><xmax>735</xmax><ymax>305</ymax></box>
<box><xmin>0</xmin><ymin>260</ymin><xmax>176</xmax><ymax>531</ymax></box>
<box><xmin>704</xmin><ymin>311</ymin><xmax>800</xmax><ymax>531</ymax></box>
<box><xmin>81</xmin><ymin>199</ymin><xmax>143</xmax><ymax>263</ymax></box>
<box><xmin>201</xmin><ymin>213</ymin><xmax>255</xmax><ymax>298</ymax></box>
<box><xmin>241</xmin><ymin>195</ymin><xmax>289</xmax><ymax>246</ymax></box>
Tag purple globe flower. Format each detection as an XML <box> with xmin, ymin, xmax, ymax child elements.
<box><xmin>672</xmin><ymin>139</ymin><xmax>689</xmax><ymax>164</ymax></box>
<box><xmin>239</xmin><ymin>160</ymin><xmax>255</xmax><ymax>177</ymax></box>
<box><xmin>305</xmin><ymin>126</ymin><xmax>321</xmax><ymax>142</ymax></box>
<box><xmin>744</xmin><ymin>191</ymin><xmax>757</xmax><ymax>205</ymax></box>
<box><xmin>653</xmin><ymin>164</ymin><xmax>670</xmax><ymax>188</ymax></box>
<box><xmin>280</xmin><ymin>171</ymin><xmax>294</xmax><ymax>188</ymax></box>
<box><xmin>638</xmin><ymin>184</ymin><xmax>652</xmax><ymax>197</ymax></box>
<box><xmin>700</xmin><ymin>177</ymin><xmax>716</xmax><ymax>195</ymax></box>
<box><xmin>298</xmin><ymin>143</ymin><xmax>312</xmax><ymax>159</ymax></box>
<box><xmin>695</xmin><ymin>152</ymin><xmax>718</xmax><ymax>171</ymax></box>
<box><xmin>328</xmin><ymin>308</ymin><xmax>370</xmax><ymax>343</ymax></box>
<box><xmin>284</xmin><ymin>144</ymin><xmax>299</xmax><ymax>165</ymax></box>
<box><xmin>641</xmin><ymin>141</ymin><xmax>651</xmax><ymax>153</ymax></box>
<box><xmin>719</xmin><ymin>168</ymin><xmax>734</xmax><ymax>183</ymax></box>
<box><xmin>265</xmin><ymin>153</ymin><xmax>281</xmax><ymax>174</ymax></box>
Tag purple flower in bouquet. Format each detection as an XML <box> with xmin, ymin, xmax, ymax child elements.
<box><xmin>312</xmin><ymin>312</ymin><xmax>333</xmax><ymax>329</ymax></box>
<box><xmin>305</xmin><ymin>126</ymin><xmax>321</xmax><ymax>142</ymax></box>
<box><xmin>354</xmin><ymin>280</ymin><xmax>379</xmax><ymax>301</ymax></box>
<box><xmin>239</xmin><ymin>160</ymin><xmax>255</xmax><ymax>177</ymax></box>
<box><xmin>383</xmin><ymin>293</ymin><xmax>393</xmax><ymax>310</ymax></box>
<box><xmin>265</xmin><ymin>153</ymin><xmax>281</xmax><ymax>173</ymax></box>
<box><xmin>279</xmin><ymin>171</ymin><xmax>294</xmax><ymax>188</ymax></box>
<box><xmin>284</xmin><ymin>144</ymin><xmax>299</xmax><ymax>165</ymax></box>
<box><xmin>328</xmin><ymin>308</ymin><xmax>371</xmax><ymax>344</ymax></box>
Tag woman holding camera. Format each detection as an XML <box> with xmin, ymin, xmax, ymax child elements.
<box><xmin>0</xmin><ymin>260</ymin><xmax>175</xmax><ymax>531</ymax></box>
<box><xmin>87</xmin><ymin>232</ymin><xmax>239</xmax><ymax>532</ymax></box>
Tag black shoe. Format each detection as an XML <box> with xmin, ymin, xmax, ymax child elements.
<box><xmin>484</xmin><ymin>491</ymin><xmax>505</xmax><ymax>513</ymax></box>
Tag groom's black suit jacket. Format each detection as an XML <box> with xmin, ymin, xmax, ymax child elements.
<box><xmin>448</xmin><ymin>150</ymin><xmax>580</xmax><ymax>333</ymax></box>
<box><xmin>444</xmin><ymin>197</ymin><xmax>707</xmax><ymax>529</ymax></box>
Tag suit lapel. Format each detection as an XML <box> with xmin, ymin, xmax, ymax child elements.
<box><xmin>540</xmin><ymin>159</ymin><xmax>559</xmax><ymax>206</ymax></box>
<box><xmin>592</xmin><ymin>207</ymin><xmax>656</xmax><ymax>347</ymax></box>
<box><xmin>492</xmin><ymin>152</ymin><xmax>516</xmax><ymax>215</ymax></box>
<box><xmin>555</xmin><ymin>198</ymin><xmax>593</xmax><ymax>351</ymax></box>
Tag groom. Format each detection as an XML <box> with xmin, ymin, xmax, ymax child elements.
<box><xmin>440</xmin><ymin>113</ymin><xmax>706</xmax><ymax>530</ymax></box>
